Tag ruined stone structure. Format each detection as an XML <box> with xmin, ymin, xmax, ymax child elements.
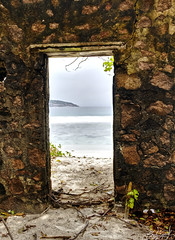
<box><xmin>0</xmin><ymin>0</ymin><xmax>174</xmax><ymax>212</ymax></box>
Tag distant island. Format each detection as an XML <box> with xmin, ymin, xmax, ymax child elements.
<box><xmin>49</xmin><ymin>100</ymin><xmax>79</xmax><ymax>107</ymax></box>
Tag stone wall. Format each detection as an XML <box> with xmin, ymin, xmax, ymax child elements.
<box><xmin>114</xmin><ymin>0</ymin><xmax>175</xmax><ymax>210</ymax></box>
<box><xmin>0</xmin><ymin>0</ymin><xmax>174</xmax><ymax>212</ymax></box>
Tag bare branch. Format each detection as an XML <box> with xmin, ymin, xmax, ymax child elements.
<box><xmin>74</xmin><ymin>57</ymin><xmax>88</xmax><ymax>71</ymax></box>
<box><xmin>65</xmin><ymin>57</ymin><xmax>89</xmax><ymax>72</ymax></box>
<box><xmin>0</xmin><ymin>217</ymin><xmax>14</xmax><ymax>240</ymax></box>
<box><xmin>69</xmin><ymin>221</ymin><xmax>89</xmax><ymax>240</ymax></box>
<box><xmin>65</xmin><ymin>57</ymin><xmax>79</xmax><ymax>71</ymax></box>
<box><xmin>40</xmin><ymin>232</ymin><xmax>71</xmax><ymax>239</ymax></box>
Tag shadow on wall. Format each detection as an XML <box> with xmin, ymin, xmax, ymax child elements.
<box><xmin>0</xmin><ymin>183</ymin><xmax>6</xmax><ymax>195</ymax></box>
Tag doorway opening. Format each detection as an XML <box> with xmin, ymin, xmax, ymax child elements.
<box><xmin>48</xmin><ymin>56</ymin><xmax>114</xmax><ymax>202</ymax></box>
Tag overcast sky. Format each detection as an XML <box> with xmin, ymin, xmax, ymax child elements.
<box><xmin>49</xmin><ymin>57</ymin><xmax>113</xmax><ymax>107</ymax></box>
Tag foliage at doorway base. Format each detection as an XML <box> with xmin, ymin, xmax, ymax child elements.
<box><xmin>50</xmin><ymin>143</ymin><xmax>72</xmax><ymax>158</ymax></box>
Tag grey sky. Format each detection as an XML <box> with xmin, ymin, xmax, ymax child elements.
<box><xmin>49</xmin><ymin>57</ymin><xmax>113</xmax><ymax>107</ymax></box>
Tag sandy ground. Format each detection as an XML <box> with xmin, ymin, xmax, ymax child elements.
<box><xmin>0</xmin><ymin>156</ymin><xmax>150</xmax><ymax>240</ymax></box>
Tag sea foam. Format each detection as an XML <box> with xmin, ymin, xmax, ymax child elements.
<box><xmin>50</xmin><ymin>116</ymin><xmax>112</xmax><ymax>124</ymax></box>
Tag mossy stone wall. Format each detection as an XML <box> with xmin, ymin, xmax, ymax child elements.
<box><xmin>0</xmin><ymin>0</ymin><xmax>174</xmax><ymax>212</ymax></box>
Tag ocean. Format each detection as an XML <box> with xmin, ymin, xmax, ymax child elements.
<box><xmin>49</xmin><ymin>107</ymin><xmax>113</xmax><ymax>158</ymax></box>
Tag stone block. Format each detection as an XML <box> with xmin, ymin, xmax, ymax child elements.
<box><xmin>144</xmin><ymin>153</ymin><xmax>167</xmax><ymax>167</ymax></box>
<box><xmin>160</xmin><ymin>131</ymin><xmax>170</xmax><ymax>146</ymax></box>
<box><xmin>32</xmin><ymin>22</ymin><xmax>46</xmax><ymax>33</ymax></box>
<box><xmin>23</xmin><ymin>123</ymin><xmax>40</xmax><ymax>129</ymax></box>
<box><xmin>140</xmin><ymin>0</ymin><xmax>154</xmax><ymax>12</ymax></box>
<box><xmin>10</xmin><ymin>178</ymin><xmax>24</xmax><ymax>194</ymax></box>
<box><xmin>33</xmin><ymin>172</ymin><xmax>42</xmax><ymax>181</ymax></box>
<box><xmin>12</xmin><ymin>159</ymin><xmax>25</xmax><ymax>170</ymax></box>
<box><xmin>157</xmin><ymin>0</ymin><xmax>172</xmax><ymax>11</ymax></box>
<box><xmin>164</xmin><ymin>184</ymin><xmax>175</xmax><ymax>201</ymax></box>
<box><xmin>138</xmin><ymin>61</ymin><xmax>155</xmax><ymax>71</ymax></box>
<box><xmin>147</xmin><ymin>101</ymin><xmax>173</xmax><ymax>116</ymax></box>
<box><xmin>0</xmin><ymin>83</ymin><xmax>6</xmax><ymax>92</ymax></box>
<box><xmin>119</xmin><ymin>0</ymin><xmax>133</xmax><ymax>11</ymax></box>
<box><xmin>64</xmin><ymin>33</ymin><xmax>78</xmax><ymax>42</ymax></box>
<box><xmin>49</xmin><ymin>23</ymin><xmax>59</xmax><ymax>29</ymax></box>
<box><xmin>169</xmin><ymin>151</ymin><xmax>175</xmax><ymax>164</ymax></box>
<box><xmin>28</xmin><ymin>148</ymin><xmax>45</xmax><ymax>168</ymax></box>
<box><xmin>121</xmin><ymin>102</ymin><xmax>141</xmax><ymax>128</ymax></box>
<box><xmin>13</xmin><ymin>96</ymin><xmax>22</xmax><ymax>107</ymax></box>
<box><xmin>121</xmin><ymin>145</ymin><xmax>140</xmax><ymax>165</ymax></box>
<box><xmin>116</xmin><ymin>184</ymin><xmax>127</xmax><ymax>195</ymax></box>
<box><xmin>82</xmin><ymin>5</ymin><xmax>99</xmax><ymax>15</ymax></box>
<box><xmin>23</xmin><ymin>0</ymin><xmax>43</xmax><ymax>3</ymax></box>
<box><xmin>121</xmin><ymin>134</ymin><xmax>136</xmax><ymax>142</ymax></box>
<box><xmin>46</xmin><ymin>9</ymin><xmax>54</xmax><ymax>17</ymax></box>
<box><xmin>7</xmin><ymin>25</ymin><xmax>23</xmax><ymax>43</ymax></box>
<box><xmin>141</xmin><ymin>141</ymin><xmax>159</xmax><ymax>155</ymax></box>
<box><xmin>166</xmin><ymin>168</ymin><xmax>175</xmax><ymax>181</ymax></box>
<box><xmin>150</xmin><ymin>72</ymin><xmax>174</xmax><ymax>90</ymax></box>
<box><xmin>43</xmin><ymin>34</ymin><xmax>56</xmax><ymax>43</ymax></box>
<box><xmin>4</xmin><ymin>146</ymin><xmax>15</xmax><ymax>156</ymax></box>
<box><xmin>163</xmin><ymin>118</ymin><xmax>175</xmax><ymax>131</ymax></box>
<box><xmin>51</xmin><ymin>0</ymin><xmax>59</xmax><ymax>7</ymax></box>
<box><xmin>105</xmin><ymin>3</ymin><xmax>112</xmax><ymax>11</ymax></box>
<box><xmin>75</xmin><ymin>24</ymin><xmax>90</xmax><ymax>30</ymax></box>
<box><xmin>163</xmin><ymin>65</ymin><xmax>174</xmax><ymax>73</ymax></box>
<box><xmin>11</xmin><ymin>0</ymin><xmax>21</xmax><ymax>8</ymax></box>
<box><xmin>137</xmin><ymin>16</ymin><xmax>151</xmax><ymax>28</ymax></box>
<box><xmin>116</xmin><ymin>74</ymin><xmax>141</xmax><ymax>90</ymax></box>
<box><xmin>134</xmin><ymin>41</ymin><xmax>146</xmax><ymax>49</ymax></box>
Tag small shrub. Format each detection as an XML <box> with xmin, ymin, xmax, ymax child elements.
<box><xmin>103</xmin><ymin>56</ymin><xmax>114</xmax><ymax>72</ymax></box>
<box><xmin>124</xmin><ymin>182</ymin><xmax>139</xmax><ymax>219</ymax></box>
<box><xmin>50</xmin><ymin>143</ymin><xmax>72</xmax><ymax>158</ymax></box>
<box><xmin>126</xmin><ymin>189</ymin><xmax>139</xmax><ymax>209</ymax></box>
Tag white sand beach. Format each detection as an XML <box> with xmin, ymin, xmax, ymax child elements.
<box><xmin>0</xmin><ymin>155</ymin><xmax>150</xmax><ymax>240</ymax></box>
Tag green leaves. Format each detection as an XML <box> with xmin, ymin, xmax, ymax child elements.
<box><xmin>127</xmin><ymin>189</ymin><xmax>139</xmax><ymax>200</ymax></box>
<box><xmin>8</xmin><ymin>210</ymin><xmax>15</xmax><ymax>215</ymax></box>
<box><xmin>102</xmin><ymin>56</ymin><xmax>114</xmax><ymax>72</ymax></box>
<box><xmin>127</xmin><ymin>198</ymin><xmax>135</xmax><ymax>209</ymax></box>
<box><xmin>50</xmin><ymin>143</ymin><xmax>72</xmax><ymax>158</ymax></box>
<box><xmin>126</xmin><ymin>189</ymin><xmax>139</xmax><ymax>209</ymax></box>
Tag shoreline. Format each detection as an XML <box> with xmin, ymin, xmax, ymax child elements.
<box><xmin>58</xmin><ymin>144</ymin><xmax>113</xmax><ymax>159</ymax></box>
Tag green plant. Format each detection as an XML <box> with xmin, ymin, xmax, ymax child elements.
<box><xmin>102</xmin><ymin>56</ymin><xmax>114</xmax><ymax>72</ymax></box>
<box><xmin>126</xmin><ymin>189</ymin><xmax>139</xmax><ymax>209</ymax></box>
<box><xmin>8</xmin><ymin>210</ymin><xmax>15</xmax><ymax>215</ymax></box>
<box><xmin>125</xmin><ymin>182</ymin><xmax>139</xmax><ymax>219</ymax></box>
<box><xmin>50</xmin><ymin>143</ymin><xmax>72</xmax><ymax>158</ymax></box>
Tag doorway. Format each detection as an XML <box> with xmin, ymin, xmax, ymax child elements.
<box><xmin>48</xmin><ymin>56</ymin><xmax>114</xmax><ymax>202</ymax></box>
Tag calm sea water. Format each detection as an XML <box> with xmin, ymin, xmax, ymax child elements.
<box><xmin>49</xmin><ymin>107</ymin><xmax>113</xmax><ymax>157</ymax></box>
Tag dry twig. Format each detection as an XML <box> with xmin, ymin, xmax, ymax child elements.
<box><xmin>74</xmin><ymin>57</ymin><xmax>88</xmax><ymax>71</ymax></box>
<box><xmin>41</xmin><ymin>236</ymin><xmax>71</xmax><ymax>239</ymax></box>
<box><xmin>49</xmin><ymin>193</ymin><xmax>114</xmax><ymax>209</ymax></box>
<box><xmin>0</xmin><ymin>217</ymin><xmax>14</xmax><ymax>240</ymax></box>
<box><xmin>69</xmin><ymin>221</ymin><xmax>89</xmax><ymax>240</ymax></box>
<box><xmin>61</xmin><ymin>182</ymin><xmax>106</xmax><ymax>197</ymax></box>
<box><xmin>40</xmin><ymin>231</ymin><xmax>71</xmax><ymax>239</ymax></box>
<box><xmin>65</xmin><ymin>57</ymin><xmax>78</xmax><ymax>72</ymax></box>
<box><xmin>102</xmin><ymin>207</ymin><xmax>113</xmax><ymax>217</ymax></box>
<box><xmin>28</xmin><ymin>206</ymin><xmax>51</xmax><ymax>222</ymax></box>
<box><xmin>65</xmin><ymin>57</ymin><xmax>79</xmax><ymax>71</ymax></box>
<box><xmin>41</xmin><ymin>206</ymin><xmax>51</xmax><ymax>215</ymax></box>
<box><xmin>65</xmin><ymin>57</ymin><xmax>89</xmax><ymax>71</ymax></box>
<box><xmin>74</xmin><ymin>207</ymin><xmax>86</xmax><ymax>221</ymax></box>
<box><xmin>166</xmin><ymin>226</ymin><xmax>172</xmax><ymax>240</ymax></box>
